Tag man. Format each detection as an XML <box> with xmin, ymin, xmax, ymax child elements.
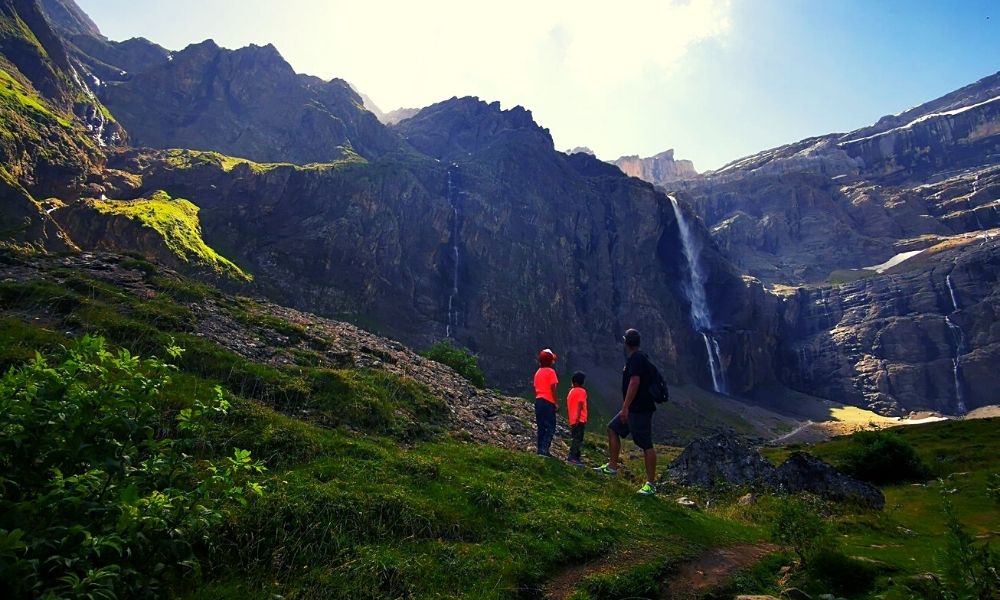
<box><xmin>594</xmin><ymin>328</ymin><xmax>657</xmax><ymax>496</ymax></box>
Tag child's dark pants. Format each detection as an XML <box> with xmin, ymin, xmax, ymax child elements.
<box><xmin>568</xmin><ymin>423</ymin><xmax>586</xmax><ymax>461</ymax></box>
<box><xmin>534</xmin><ymin>398</ymin><xmax>556</xmax><ymax>455</ymax></box>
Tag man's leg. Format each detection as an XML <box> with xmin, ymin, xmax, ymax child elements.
<box><xmin>643</xmin><ymin>448</ymin><xmax>657</xmax><ymax>484</ymax></box>
<box><xmin>607</xmin><ymin>426</ymin><xmax>621</xmax><ymax>470</ymax></box>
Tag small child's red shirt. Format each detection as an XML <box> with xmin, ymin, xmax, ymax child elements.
<box><xmin>567</xmin><ymin>387</ymin><xmax>588</xmax><ymax>425</ymax></box>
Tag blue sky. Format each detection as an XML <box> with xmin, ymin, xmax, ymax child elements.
<box><xmin>78</xmin><ymin>0</ymin><xmax>998</xmax><ymax>171</ymax></box>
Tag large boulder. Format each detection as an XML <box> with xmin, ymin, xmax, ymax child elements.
<box><xmin>773</xmin><ymin>451</ymin><xmax>885</xmax><ymax>509</ymax></box>
<box><xmin>666</xmin><ymin>433</ymin><xmax>776</xmax><ymax>487</ymax></box>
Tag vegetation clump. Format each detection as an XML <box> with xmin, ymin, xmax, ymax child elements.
<box><xmin>421</xmin><ymin>340</ymin><xmax>486</xmax><ymax>388</ymax></box>
<box><xmin>836</xmin><ymin>428</ymin><xmax>930</xmax><ymax>485</ymax></box>
<box><xmin>0</xmin><ymin>336</ymin><xmax>265</xmax><ymax>599</ymax></box>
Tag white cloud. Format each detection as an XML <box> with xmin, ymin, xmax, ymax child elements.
<box><xmin>272</xmin><ymin>0</ymin><xmax>731</xmax><ymax>110</ymax></box>
<box><xmin>83</xmin><ymin>0</ymin><xmax>732</xmax><ymax>160</ymax></box>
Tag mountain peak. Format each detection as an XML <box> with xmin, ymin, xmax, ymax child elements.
<box><xmin>38</xmin><ymin>0</ymin><xmax>101</xmax><ymax>38</ymax></box>
<box><xmin>393</xmin><ymin>96</ymin><xmax>554</xmax><ymax>159</ymax></box>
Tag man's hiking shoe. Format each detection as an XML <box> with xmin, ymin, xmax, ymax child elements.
<box><xmin>637</xmin><ymin>482</ymin><xmax>656</xmax><ymax>496</ymax></box>
<box><xmin>567</xmin><ymin>458</ymin><xmax>584</xmax><ymax>467</ymax></box>
<box><xmin>594</xmin><ymin>463</ymin><xmax>617</xmax><ymax>475</ymax></box>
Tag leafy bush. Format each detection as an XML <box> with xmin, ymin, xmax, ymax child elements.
<box><xmin>0</xmin><ymin>336</ymin><xmax>266</xmax><ymax>599</ymax></box>
<box><xmin>420</xmin><ymin>341</ymin><xmax>486</xmax><ymax>388</ymax></box>
<box><xmin>838</xmin><ymin>429</ymin><xmax>930</xmax><ymax>485</ymax></box>
<box><xmin>938</xmin><ymin>498</ymin><xmax>1000</xmax><ymax>599</ymax></box>
<box><xmin>988</xmin><ymin>473</ymin><xmax>1000</xmax><ymax>505</ymax></box>
<box><xmin>806</xmin><ymin>548</ymin><xmax>880</xmax><ymax>596</ymax></box>
<box><xmin>770</xmin><ymin>498</ymin><xmax>833</xmax><ymax>564</ymax></box>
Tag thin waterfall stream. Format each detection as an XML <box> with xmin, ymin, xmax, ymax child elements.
<box><xmin>669</xmin><ymin>195</ymin><xmax>727</xmax><ymax>394</ymax></box>
<box><xmin>446</xmin><ymin>165</ymin><xmax>461</xmax><ymax>338</ymax></box>
<box><xmin>945</xmin><ymin>273</ymin><xmax>968</xmax><ymax>414</ymax></box>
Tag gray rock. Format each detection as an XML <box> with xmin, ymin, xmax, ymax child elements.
<box><xmin>773</xmin><ymin>451</ymin><xmax>885</xmax><ymax>509</ymax></box>
<box><xmin>780</xmin><ymin>588</ymin><xmax>812</xmax><ymax>600</ymax></box>
<box><xmin>667</xmin><ymin>433</ymin><xmax>776</xmax><ymax>487</ymax></box>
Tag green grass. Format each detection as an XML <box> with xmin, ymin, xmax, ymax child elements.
<box><xmin>161</xmin><ymin>148</ymin><xmax>367</xmax><ymax>174</ymax></box>
<box><xmin>90</xmin><ymin>191</ymin><xmax>252</xmax><ymax>280</ymax></box>
<box><xmin>745</xmin><ymin>419</ymin><xmax>1000</xmax><ymax>595</ymax></box>
<box><xmin>194</xmin><ymin>399</ymin><xmax>755</xmax><ymax>599</ymax></box>
<box><xmin>0</xmin><ymin>255</ymin><xmax>763</xmax><ymax>598</ymax></box>
<box><xmin>0</xmin><ymin>68</ymin><xmax>70</xmax><ymax>129</ymax></box>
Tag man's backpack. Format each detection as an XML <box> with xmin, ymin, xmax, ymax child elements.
<box><xmin>647</xmin><ymin>360</ymin><xmax>670</xmax><ymax>404</ymax></box>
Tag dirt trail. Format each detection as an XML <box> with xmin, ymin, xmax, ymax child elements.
<box><xmin>663</xmin><ymin>543</ymin><xmax>780</xmax><ymax>599</ymax></box>
<box><xmin>543</xmin><ymin>542</ymin><xmax>780</xmax><ymax>600</ymax></box>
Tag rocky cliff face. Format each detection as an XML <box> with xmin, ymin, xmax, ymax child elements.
<box><xmin>99</xmin><ymin>39</ymin><xmax>397</xmax><ymax>163</ymax></box>
<box><xmin>668</xmin><ymin>72</ymin><xmax>1000</xmax><ymax>416</ymax></box>
<box><xmin>98</xmin><ymin>99</ymin><xmax>781</xmax><ymax>403</ymax></box>
<box><xmin>0</xmin><ymin>0</ymin><xmax>119</xmax><ymax>248</ymax></box>
<box><xmin>612</xmin><ymin>149</ymin><xmax>698</xmax><ymax>187</ymax></box>
<box><xmin>778</xmin><ymin>233</ymin><xmax>1000</xmax><ymax>416</ymax></box>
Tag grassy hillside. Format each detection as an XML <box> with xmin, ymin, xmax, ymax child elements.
<box><xmin>0</xmin><ymin>248</ymin><xmax>761</xmax><ymax>599</ymax></box>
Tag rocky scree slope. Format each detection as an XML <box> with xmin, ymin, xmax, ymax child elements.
<box><xmin>0</xmin><ymin>250</ymin><xmax>541</xmax><ymax>451</ymax></box>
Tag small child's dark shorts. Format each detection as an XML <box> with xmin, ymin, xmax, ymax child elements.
<box><xmin>607</xmin><ymin>411</ymin><xmax>654</xmax><ymax>450</ymax></box>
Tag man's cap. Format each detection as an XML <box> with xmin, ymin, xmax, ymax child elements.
<box><xmin>623</xmin><ymin>328</ymin><xmax>641</xmax><ymax>346</ymax></box>
<box><xmin>538</xmin><ymin>348</ymin><xmax>557</xmax><ymax>364</ymax></box>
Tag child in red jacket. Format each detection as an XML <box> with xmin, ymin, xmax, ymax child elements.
<box><xmin>533</xmin><ymin>349</ymin><xmax>558</xmax><ymax>456</ymax></box>
<box><xmin>566</xmin><ymin>371</ymin><xmax>588</xmax><ymax>465</ymax></box>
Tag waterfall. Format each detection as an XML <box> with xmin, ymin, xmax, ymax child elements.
<box><xmin>946</xmin><ymin>274</ymin><xmax>959</xmax><ymax>312</ymax></box>
<box><xmin>945</xmin><ymin>270</ymin><xmax>967</xmax><ymax>414</ymax></box>
<box><xmin>945</xmin><ymin>316</ymin><xmax>968</xmax><ymax>414</ymax></box>
<box><xmin>446</xmin><ymin>166</ymin><xmax>461</xmax><ymax>338</ymax></box>
<box><xmin>669</xmin><ymin>195</ymin><xmax>727</xmax><ymax>394</ymax></box>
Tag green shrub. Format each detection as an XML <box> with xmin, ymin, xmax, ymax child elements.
<box><xmin>838</xmin><ymin>429</ymin><xmax>930</xmax><ymax>485</ymax></box>
<box><xmin>770</xmin><ymin>498</ymin><xmax>833</xmax><ymax>564</ymax></box>
<box><xmin>938</xmin><ymin>498</ymin><xmax>1000</xmax><ymax>599</ymax></box>
<box><xmin>988</xmin><ymin>473</ymin><xmax>1000</xmax><ymax>505</ymax></box>
<box><xmin>805</xmin><ymin>548</ymin><xmax>880</xmax><ymax>596</ymax></box>
<box><xmin>0</xmin><ymin>336</ymin><xmax>266</xmax><ymax>599</ymax></box>
<box><xmin>421</xmin><ymin>340</ymin><xmax>486</xmax><ymax>388</ymax></box>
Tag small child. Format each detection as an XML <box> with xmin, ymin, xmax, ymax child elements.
<box><xmin>566</xmin><ymin>371</ymin><xmax>588</xmax><ymax>465</ymax></box>
<box><xmin>533</xmin><ymin>349</ymin><xmax>559</xmax><ymax>457</ymax></box>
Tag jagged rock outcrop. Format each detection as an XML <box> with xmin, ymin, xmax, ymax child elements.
<box><xmin>393</xmin><ymin>96</ymin><xmax>553</xmax><ymax>159</ymax></box>
<box><xmin>383</xmin><ymin>107</ymin><xmax>420</xmax><ymax>125</ymax></box>
<box><xmin>100</xmin><ymin>39</ymin><xmax>397</xmax><ymax>163</ymax></box>
<box><xmin>613</xmin><ymin>149</ymin><xmax>698</xmax><ymax>187</ymax></box>
<box><xmin>667</xmin><ymin>435</ymin><xmax>885</xmax><ymax>509</ymax></box>
<box><xmin>37</xmin><ymin>0</ymin><xmax>99</xmax><ymax>38</ymax></box>
<box><xmin>666</xmin><ymin>433</ymin><xmax>776</xmax><ymax>487</ymax></box>
<box><xmin>773</xmin><ymin>451</ymin><xmax>885</xmax><ymax>509</ymax></box>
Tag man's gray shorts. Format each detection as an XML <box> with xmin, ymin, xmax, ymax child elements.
<box><xmin>608</xmin><ymin>411</ymin><xmax>654</xmax><ymax>450</ymax></box>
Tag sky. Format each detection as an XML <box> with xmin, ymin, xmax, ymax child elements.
<box><xmin>78</xmin><ymin>0</ymin><xmax>998</xmax><ymax>171</ymax></box>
